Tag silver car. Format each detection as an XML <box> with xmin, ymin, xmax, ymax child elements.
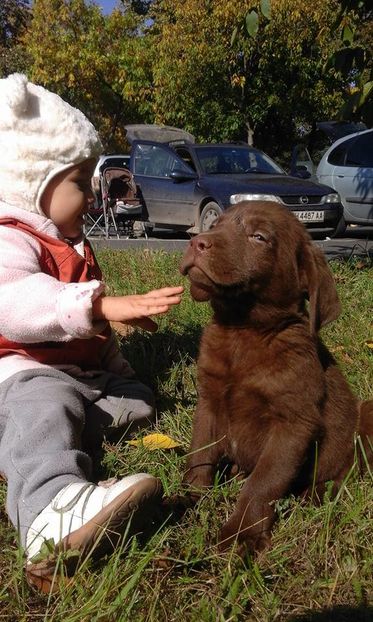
<box><xmin>316</xmin><ymin>128</ymin><xmax>373</xmax><ymax>235</ymax></box>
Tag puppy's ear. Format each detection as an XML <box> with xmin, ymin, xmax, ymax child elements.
<box><xmin>298</xmin><ymin>240</ymin><xmax>341</xmax><ymax>334</ymax></box>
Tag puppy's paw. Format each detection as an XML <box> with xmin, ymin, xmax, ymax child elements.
<box><xmin>218</xmin><ymin>521</ymin><xmax>270</xmax><ymax>557</ymax></box>
<box><xmin>217</xmin><ymin>520</ymin><xmax>241</xmax><ymax>552</ymax></box>
<box><xmin>237</xmin><ymin>534</ymin><xmax>271</xmax><ymax>558</ymax></box>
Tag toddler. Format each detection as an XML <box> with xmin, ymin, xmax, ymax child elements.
<box><xmin>0</xmin><ymin>73</ymin><xmax>183</xmax><ymax>591</ymax></box>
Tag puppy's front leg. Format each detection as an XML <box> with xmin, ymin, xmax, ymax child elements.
<box><xmin>218</xmin><ymin>421</ymin><xmax>315</xmax><ymax>554</ymax></box>
<box><xmin>183</xmin><ymin>397</ymin><xmax>226</xmax><ymax>497</ymax></box>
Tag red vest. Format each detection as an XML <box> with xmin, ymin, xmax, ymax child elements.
<box><xmin>0</xmin><ymin>218</ymin><xmax>111</xmax><ymax>370</ymax></box>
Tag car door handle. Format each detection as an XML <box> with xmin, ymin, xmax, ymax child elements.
<box><xmin>337</xmin><ymin>175</ymin><xmax>344</xmax><ymax>178</ymax></box>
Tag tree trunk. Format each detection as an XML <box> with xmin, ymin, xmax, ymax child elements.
<box><xmin>246</xmin><ymin>121</ymin><xmax>254</xmax><ymax>146</ymax></box>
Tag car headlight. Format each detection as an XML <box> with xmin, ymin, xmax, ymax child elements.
<box><xmin>229</xmin><ymin>194</ymin><xmax>281</xmax><ymax>204</ymax></box>
<box><xmin>323</xmin><ymin>193</ymin><xmax>340</xmax><ymax>203</ymax></box>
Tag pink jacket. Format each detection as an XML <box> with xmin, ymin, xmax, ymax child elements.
<box><xmin>0</xmin><ymin>201</ymin><xmax>133</xmax><ymax>383</ymax></box>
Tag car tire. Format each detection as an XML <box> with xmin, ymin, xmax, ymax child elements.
<box><xmin>330</xmin><ymin>216</ymin><xmax>346</xmax><ymax>239</ymax></box>
<box><xmin>199</xmin><ymin>202</ymin><xmax>222</xmax><ymax>232</ymax></box>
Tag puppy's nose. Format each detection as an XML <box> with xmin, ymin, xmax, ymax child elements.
<box><xmin>190</xmin><ymin>235</ymin><xmax>212</xmax><ymax>253</ymax></box>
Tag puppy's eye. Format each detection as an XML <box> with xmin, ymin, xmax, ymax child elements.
<box><xmin>250</xmin><ymin>233</ymin><xmax>266</xmax><ymax>242</ymax></box>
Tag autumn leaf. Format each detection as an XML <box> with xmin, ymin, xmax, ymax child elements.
<box><xmin>127</xmin><ymin>433</ymin><xmax>182</xmax><ymax>450</ymax></box>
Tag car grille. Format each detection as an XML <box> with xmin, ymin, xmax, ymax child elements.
<box><xmin>279</xmin><ymin>195</ymin><xmax>323</xmax><ymax>206</ymax></box>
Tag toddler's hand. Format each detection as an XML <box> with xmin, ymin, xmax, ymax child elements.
<box><xmin>93</xmin><ymin>286</ymin><xmax>184</xmax><ymax>332</ymax></box>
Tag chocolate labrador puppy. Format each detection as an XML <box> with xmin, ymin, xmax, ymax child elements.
<box><xmin>179</xmin><ymin>201</ymin><xmax>372</xmax><ymax>555</ymax></box>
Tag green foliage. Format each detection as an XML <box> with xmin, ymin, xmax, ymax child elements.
<box><xmin>243</xmin><ymin>0</ymin><xmax>271</xmax><ymax>39</ymax></box>
<box><xmin>1</xmin><ymin>0</ymin><xmax>367</xmax><ymax>160</ymax></box>
<box><xmin>14</xmin><ymin>0</ymin><xmax>371</xmax><ymax>156</ymax></box>
<box><xmin>325</xmin><ymin>0</ymin><xmax>373</xmax><ymax>124</ymax></box>
<box><xmin>149</xmin><ymin>0</ymin><xmax>246</xmax><ymax>142</ymax></box>
<box><xmin>148</xmin><ymin>0</ymin><xmax>348</xmax><ymax>156</ymax></box>
<box><xmin>245</xmin><ymin>10</ymin><xmax>259</xmax><ymax>38</ymax></box>
<box><xmin>227</xmin><ymin>0</ymin><xmax>347</xmax><ymax>155</ymax></box>
<box><xmin>0</xmin><ymin>0</ymin><xmax>30</xmax><ymax>46</ymax></box>
<box><xmin>24</xmin><ymin>0</ymin><xmax>154</xmax><ymax>150</ymax></box>
<box><xmin>0</xmin><ymin>0</ymin><xmax>31</xmax><ymax>76</ymax></box>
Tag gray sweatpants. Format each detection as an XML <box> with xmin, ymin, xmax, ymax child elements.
<box><xmin>0</xmin><ymin>367</ymin><xmax>155</xmax><ymax>545</ymax></box>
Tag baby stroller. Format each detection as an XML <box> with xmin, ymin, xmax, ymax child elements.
<box><xmin>102</xmin><ymin>167</ymin><xmax>143</xmax><ymax>238</ymax></box>
<box><xmin>88</xmin><ymin>163</ymin><xmax>143</xmax><ymax>238</ymax></box>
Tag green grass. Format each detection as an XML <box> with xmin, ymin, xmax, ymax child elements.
<box><xmin>0</xmin><ymin>251</ymin><xmax>372</xmax><ymax>621</ymax></box>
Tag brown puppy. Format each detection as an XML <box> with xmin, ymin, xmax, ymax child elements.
<box><xmin>180</xmin><ymin>201</ymin><xmax>372</xmax><ymax>555</ymax></box>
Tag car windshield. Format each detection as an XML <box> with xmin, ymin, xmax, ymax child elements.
<box><xmin>194</xmin><ymin>146</ymin><xmax>284</xmax><ymax>175</ymax></box>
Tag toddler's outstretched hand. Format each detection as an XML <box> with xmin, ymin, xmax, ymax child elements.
<box><xmin>93</xmin><ymin>285</ymin><xmax>184</xmax><ymax>332</ymax></box>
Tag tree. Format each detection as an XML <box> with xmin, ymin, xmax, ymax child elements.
<box><xmin>326</xmin><ymin>0</ymin><xmax>372</xmax><ymax>124</ymax></box>
<box><xmin>24</xmin><ymin>0</ymin><xmax>154</xmax><ymax>149</ymax></box>
<box><xmin>149</xmin><ymin>0</ymin><xmax>347</xmax><ymax>157</ymax></box>
<box><xmin>0</xmin><ymin>0</ymin><xmax>31</xmax><ymax>76</ymax></box>
<box><xmin>226</xmin><ymin>0</ymin><xmax>349</xmax><ymax>155</ymax></box>
<box><xmin>149</xmin><ymin>0</ymin><xmax>249</xmax><ymax>142</ymax></box>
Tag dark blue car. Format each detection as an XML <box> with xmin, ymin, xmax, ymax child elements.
<box><xmin>126</xmin><ymin>129</ymin><xmax>343</xmax><ymax>237</ymax></box>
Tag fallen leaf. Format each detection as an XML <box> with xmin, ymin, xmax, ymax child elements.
<box><xmin>127</xmin><ymin>433</ymin><xmax>182</xmax><ymax>451</ymax></box>
<box><xmin>127</xmin><ymin>434</ymin><xmax>181</xmax><ymax>450</ymax></box>
<box><xmin>365</xmin><ymin>340</ymin><xmax>373</xmax><ymax>350</ymax></box>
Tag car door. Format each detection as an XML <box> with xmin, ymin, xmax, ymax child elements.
<box><xmin>130</xmin><ymin>141</ymin><xmax>198</xmax><ymax>227</ymax></box>
<box><xmin>290</xmin><ymin>144</ymin><xmax>316</xmax><ymax>180</ymax></box>
<box><xmin>319</xmin><ymin>132</ymin><xmax>373</xmax><ymax>222</ymax></box>
<box><xmin>338</xmin><ymin>132</ymin><xmax>373</xmax><ymax>221</ymax></box>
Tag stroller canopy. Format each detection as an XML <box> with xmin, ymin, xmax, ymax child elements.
<box><xmin>102</xmin><ymin>167</ymin><xmax>140</xmax><ymax>207</ymax></box>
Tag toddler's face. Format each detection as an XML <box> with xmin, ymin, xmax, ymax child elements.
<box><xmin>40</xmin><ymin>158</ymin><xmax>96</xmax><ymax>239</ymax></box>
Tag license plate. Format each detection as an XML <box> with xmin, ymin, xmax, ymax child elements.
<box><xmin>294</xmin><ymin>210</ymin><xmax>324</xmax><ymax>222</ymax></box>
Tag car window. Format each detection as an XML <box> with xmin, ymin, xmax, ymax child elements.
<box><xmin>327</xmin><ymin>132</ymin><xmax>373</xmax><ymax>168</ymax></box>
<box><xmin>194</xmin><ymin>146</ymin><xmax>283</xmax><ymax>175</ymax></box>
<box><xmin>173</xmin><ymin>147</ymin><xmax>197</xmax><ymax>171</ymax></box>
<box><xmin>132</xmin><ymin>143</ymin><xmax>191</xmax><ymax>177</ymax></box>
<box><xmin>345</xmin><ymin>133</ymin><xmax>373</xmax><ymax>167</ymax></box>
<box><xmin>327</xmin><ymin>143</ymin><xmax>348</xmax><ymax>166</ymax></box>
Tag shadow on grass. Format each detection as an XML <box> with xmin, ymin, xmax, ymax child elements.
<box><xmin>119</xmin><ymin>325</ymin><xmax>203</xmax><ymax>411</ymax></box>
<box><xmin>288</xmin><ymin>605</ymin><xmax>373</xmax><ymax>621</ymax></box>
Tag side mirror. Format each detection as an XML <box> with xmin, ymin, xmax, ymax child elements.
<box><xmin>169</xmin><ymin>169</ymin><xmax>197</xmax><ymax>182</ymax></box>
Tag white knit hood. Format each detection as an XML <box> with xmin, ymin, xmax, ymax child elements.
<box><xmin>0</xmin><ymin>73</ymin><xmax>103</xmax><ymax>215</ymax></box>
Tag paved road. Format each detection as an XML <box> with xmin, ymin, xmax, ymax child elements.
<box><xmin>315</xmin><ymin>226</ymin><xmax>373</xmax><ymax>260</ymax></box>
<box><xmin>90</xmin><ymin>226</ymin><xmax>373</xmax><ymax>261</ymax></box>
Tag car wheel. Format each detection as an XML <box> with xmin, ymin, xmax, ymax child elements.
<box><xmin>199</xmin><ymin>202</ymin><xmax>222</xmax><ymax>232</ymax></box>
<box><xmin>330</xmin><ymin>216</ymin><xmax>346</xmax><ymax>239</ymax></box>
